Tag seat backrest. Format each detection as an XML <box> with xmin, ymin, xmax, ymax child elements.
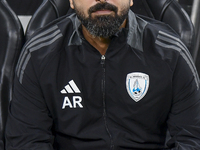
<box><xmin>0</xmin><ymin>0</ymin><xmax>24</xmax><ymax>148</ymax></box>
<box><xmin>25</xmin><ymin>0</ymin><xmax>70</xmax><ymax>41</ymax></box>
<box><xmin>7</xmin><ymin>0</ymin><xmax>43</xmax><ymax>34</ymax></box>
<box><xmin>53</xmin><ymin>0</ymin><xmax>70</xmax><ymax>17</ymax></box>
<box><xmin>131</xmin><ymin>0</ymin><xmax>196</xmax><ymax>58</ymax></box>
<box><xmin>25</xmin><ymin>0</ymin><xmax>58</xmax><ymax>40</ymax></box>
<box><xmin>7</xmin><ymin>0</ymin><xmax>42</xmax><ymax>16</ymax></box>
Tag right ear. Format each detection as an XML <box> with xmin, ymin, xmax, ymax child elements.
<box><xmin>69</xmin><ymin>0</ymin><xmax>75</xmax><ymax>9</ymax></box>
<box><xmin>130</xmin><ymin>0</ymin><xmax>133</xmax><ymax>7</ymax></box>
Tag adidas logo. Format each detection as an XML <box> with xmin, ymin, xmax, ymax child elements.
<box><xmin>61</xmin><ymin>80</ymin><xmax>81</xmax><ymax>94</ymax></box>
<box><xmin>61</xmin><ymin>80</ymin><xmax>83</xmax><ymax>109</ymax></box>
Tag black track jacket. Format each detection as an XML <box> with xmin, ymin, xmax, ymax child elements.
<box><xmin>6</xmin><ymin>10</ymin><xmax>200</xmax><ymax>150</ymax></box>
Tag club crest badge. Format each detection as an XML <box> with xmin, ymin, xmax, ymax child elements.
<box><xmin>126</xmin><ymin>72</ymin><xmax>149</xmax><ymax>102</ymax></box>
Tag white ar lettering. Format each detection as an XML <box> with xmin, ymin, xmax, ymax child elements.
<box><xmin>62</xmin><ymin>96</ymin><xmax>83</xmax><ymax>109</ymax></box>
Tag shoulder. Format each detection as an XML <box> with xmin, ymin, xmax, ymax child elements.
<box><xmin>127</xmin><ymin>11</ymin><xmax>181</xmax><ymax>54</ymax></box>
<box><xmin>16</xmin><ymin>13</ymin><xmax>78</xmax><ymax>84</ymax></box>
<box><xmin>19</xmin><ymin>13</ymin><xmax>76</xmax><ymax>57</ymax></box>
<box><xmin>135</xmin><ymin>14</ymin><xmax>199</xmax><ymax>88</ymax></box>
<box><xmin>134</xmin><ymin>13</ymin><xmax>192</xmax><ymax>61</ymax></box>
<box><xmin>140</xmin><ymin>15</ymin><xmax>193</xmax><ymax>67</ymax></box>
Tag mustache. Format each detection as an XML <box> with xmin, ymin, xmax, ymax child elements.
<box><xmin>88</xmin><ymin>3</ymin><xmax>118</xmax><ymax>14</ymax></box>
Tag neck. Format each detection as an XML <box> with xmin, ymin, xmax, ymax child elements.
<box><xmin>82</xmin><ymin>19</ymin><xmax>127</xmax><ymax>55</ymax></box>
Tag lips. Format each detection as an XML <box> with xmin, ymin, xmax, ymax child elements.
<box><xmin>92</xmin><ymin>9</ymin><xmax>113</xmax><ymax>15</ymax></box>
<box><xmin>88</xmin><ymin>3</ymin><xmax>118</xmax><ymax>14</ymax></box>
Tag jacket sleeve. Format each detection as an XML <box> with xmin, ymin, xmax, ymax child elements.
<box><xmin>5</xmin><ymin>54</ymin><xmax>54</xmax><ymax>150</ymax></box>
<box><xmin>166</xmin><ymin>54</ymin><xmax>200</xmax><ymax>149</ymax></box>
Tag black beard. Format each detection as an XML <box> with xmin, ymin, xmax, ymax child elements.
<box><xmin>75</xmin><ymin>3</ymin><xmax>129</xmax><ymax>38</ymax></box>
<box><xmin>81</xmin><ymin>15</ymin><xmax>127</xmax><ymax>38</ymax></box>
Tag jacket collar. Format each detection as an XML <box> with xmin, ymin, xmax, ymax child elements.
<box><xmin>127</xmin><ymin>10</ymin><xmax>147</xmax><ymax>52</ymax></box>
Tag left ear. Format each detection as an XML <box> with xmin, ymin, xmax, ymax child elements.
<box><xmin>69</xmin><ymin>0</ymin><xmax>75</xmax><ymax>9</ymax></box>
<box><xmin>130</xmin><ymin>0</ymin><xmax>133</xmax><ymax>7</ymax></box>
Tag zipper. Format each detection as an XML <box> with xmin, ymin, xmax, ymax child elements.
<box><xmin>101</xmin><ymin>55</ymin><xmax>114</xmax><ymax>150</ymax></box>
<box><xmin>101</xmin><ymin>55</ymin><xmax>106</xmax><ymax>65</ymax></box>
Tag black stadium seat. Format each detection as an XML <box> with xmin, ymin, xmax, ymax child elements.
<box><xmin>25</xmin><ymin>0</ymin><xmax>70</xmax><ymax>40</ymax></box>
<box><xmin>131</xmin><ymin>0</ymin><xmax>196</xmax><ymax>59</ymax></box>
<box><xmin>7</xmin><ymin>0</ymin><xmax>42</xmax><ymax>16</ymax></box>
<box><xmin>0</xmin><ymin>0</ymin><xmax>24</xmax><ymax>149</ymax></box>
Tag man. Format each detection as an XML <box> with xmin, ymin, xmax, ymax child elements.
<box><xmin>5</xmin><ymin>0</ymin><xmax>200</xmax><ymax>149</ymax></box>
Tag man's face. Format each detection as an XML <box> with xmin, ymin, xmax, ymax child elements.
<box><xmin>69</xmin><ymin>0</ymin><xmax>133</xmax><ymax>38</ymax></box>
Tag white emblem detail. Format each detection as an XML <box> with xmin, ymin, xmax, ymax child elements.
<box><xmin>61</xmin><ymin>80</ymin><xmax>83</xmax><ymax>109</ymax></box>
<box><xmin>126</xmin><ymin>72</ymin><xmax>149</xmax><ymax>102</ymax></box>
<box><xmin>60</xmin><ymin>80</ymin><xmax>81</xmax><ymax>94</ymax></box>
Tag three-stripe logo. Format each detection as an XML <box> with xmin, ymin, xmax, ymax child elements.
<box><xmin>61</xmin><ymin>80</ymin><xmax>81</xmax><ymax>94</ymax></box>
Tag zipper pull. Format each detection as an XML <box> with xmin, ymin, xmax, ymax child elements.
<box><xmin>101</xmin><ymin>55</ymin><xmax>106</xmax><ymax>65</ymax></box>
